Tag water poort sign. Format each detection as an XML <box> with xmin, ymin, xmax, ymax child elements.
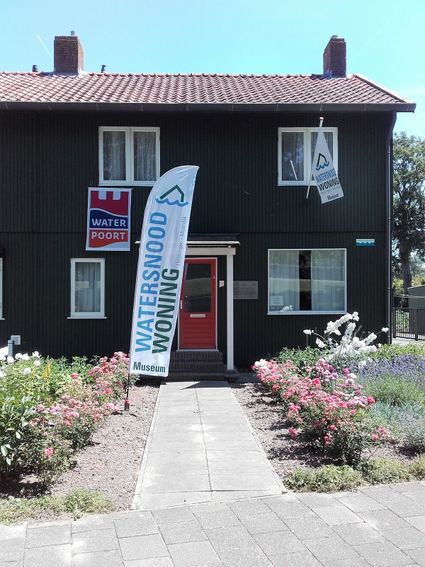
<box><xmin>129</xmin><ymin>166</ymin><xmax>199</xmax><ymax>377</ymax></box>
<box><xmin>86</xmin><ymin>188</ymin><xmax>132</xmax><ymax>251</ymax></box>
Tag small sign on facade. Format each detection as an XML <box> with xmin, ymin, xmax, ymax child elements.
<box><xmin>86</xmin><ymin>188</ymin><xmax>132</xmax><ymax>251</ymax></box>
<box><xmin>356</xmin><ymin>238</ymin><xmax>375</xmax><ymax>247</ymax></box>
<box><xmin>234</xmin><ymin>281</ymin><xmax>258</xmax><ymax>300</ymax></box>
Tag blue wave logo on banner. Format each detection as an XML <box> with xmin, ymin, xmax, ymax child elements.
<box><xmin>315</xmin><ymin>153</ymin><xmax>329</xmax><ymax>171</ymax></box>
<box><xmin>155</xmin><ymin>184</ymin><xmax>189</xmax><ymax>207</ymax></box>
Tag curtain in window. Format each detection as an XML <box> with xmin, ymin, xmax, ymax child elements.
<box><xmin>311</xmin><ymin>250</ymin><xmax>344</xmax><ymax>311</ymax></box>
<box><xmin>75</xmin><ymin>262</ymin><xmax>101</xmax><ymax>313</ymax></box>
<box><xmin>269</xmin><ymin>250</ymin><xmax>300</xmax><ymax>311</ymax></box>
<box><xmin>103</xmin><ymin>131</ymin><xmax>126</xmax><ymax>180</ymax></box>
<box><xmin>281</xmin><ymin>132</ymin><xmax>304</xmax><ymax>181</ymax></box>
<box><xmin>134</xmin><ymin>131</ymin><xmax>156</xmax><ymax>181</ymax></box>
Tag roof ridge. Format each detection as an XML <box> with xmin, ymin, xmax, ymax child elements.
<box><xmin>0</xmin><ymin>70</ymin><xmax>319</xmax><ymax>79</ymax></box>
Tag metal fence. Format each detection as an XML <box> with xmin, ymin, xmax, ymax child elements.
<box><xmin>393</xmin><ymin>307</ymin><xmax>425</xmax><ymax>341</ymax></box>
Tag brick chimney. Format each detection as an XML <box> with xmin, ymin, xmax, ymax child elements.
<box><xmin>54</xmin><ymin>32</ymin><xmax>84</xmax><ymax>74</ymax></box>
<box><xmin>323</xmin><ymin>35</ymin><xmax>346</xmax><ymax>78</ymax></box>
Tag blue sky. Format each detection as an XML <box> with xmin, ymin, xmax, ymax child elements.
<box><xmin>1</xmin><ymin>0</ymin><xmax>423</xmax><ymax>136</ymax></box>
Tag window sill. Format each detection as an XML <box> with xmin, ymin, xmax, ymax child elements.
<box><xmin>67</xmin><ymin>316</ymin><xmax>107</xmax><ymax>320</ymax></box>
<box><xmin>0</xmin><ymin>317</ymin><xmax>4</xmax><ymax>320</ymax></box>
<box><xmin>98</xmin><ymin>181</ymin><xmax>155</xmax><ymax>187</ymax></box>
<box><xmin>268</xmin><ymin>311</ymin><xmax>346</xmax><ymax>316</ymax></box>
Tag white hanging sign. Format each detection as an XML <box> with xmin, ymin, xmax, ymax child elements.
<box><xmin>311</xmin><ymin>126</ymin><xmax>344</xmax><ymax>204</ymax></box>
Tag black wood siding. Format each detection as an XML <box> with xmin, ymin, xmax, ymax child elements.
<box><xmin>0</xmin><ymin>110</ymin><xmax>392</xmax><ymax>364</ymax></box>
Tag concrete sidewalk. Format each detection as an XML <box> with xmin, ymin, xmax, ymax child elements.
<box><xmin>3</xmin><ymin>485</ymin><xmax>425</xmax><ymax>566</ymax></box>
<box><xmin>133</xmin><ymin>381</ymin><xmax>284</xmax><ymax>510</ymax></box>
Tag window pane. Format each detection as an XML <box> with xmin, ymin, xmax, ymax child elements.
<box><xmin>269</xmin><ymin>250</ymin><xmax>300</xmax><ymax>312</ymax></box>
<box><xmin>75</xmin><ymin>262</ymin><xmax>101</xmax><ymax>313</ymax></box>
<box><xmin>281</xmin><ymin>132</ymin><xmax>304</xmax><ymax>182</ymax></box>
<box><xmin>183</xmin><ymin>263</ymin><xmax>211</xmax><ymax>313</ymax></box>
<box><xmin>134</xmin><ymin>131</ymin><xmax>157</xmax><ymax>181</ymax></box>
<box><xmin>311</xmin><ymin>250</ymin><xmax>345</xmax><ymax>311</ymax></box>
<box><xmin>103</xmin><ymin>131</ymin><xmax>126</xmax><ymax>180</ymax></box>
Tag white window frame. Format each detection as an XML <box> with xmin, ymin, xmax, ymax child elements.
<box><xmin>267</xmin><ymin>248</ymin><xmax>347</xmax><ymax>315</ymax></box>
<box><xmin>69</xmin><ymin>258</ymin><xmax>105</xmax><ymax>319</ymax></box>
<box><xmin>277</xmin><ymin>127</ymin><xmax>338</xmax><ymax>186</ymax></box>
<box><xmin>99</xmin><ymin>126</ymin><xmax>160</xmax><ymax>186</ymax></box>
<box><xmin>0</xmin><ymin>258</ymin><xmax>3</xmax><ymax>319</ymax></box>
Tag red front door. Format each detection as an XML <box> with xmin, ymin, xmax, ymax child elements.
<box><xmin>179</xmin><ymin>258</ymin><xmax>216</xmax><ymax>349</ymax></box>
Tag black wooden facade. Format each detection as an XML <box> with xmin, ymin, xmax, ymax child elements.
<box><xmin>0</xmin><ymin>108</ymin><xmax>395</xmax><ymax>366</ymax></box>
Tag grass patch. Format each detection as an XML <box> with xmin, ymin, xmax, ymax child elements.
<box><xmin>359</xmin><ymin>458</ymin><xmax>412</xmax><ymax>485</ymax></box>
<box><xmin>364</xmin><ymin>376</ymin><xmax>425</xmax><ymax>407</ymax></box>
<box><xmin>0</xmin><ymin>489</ymin><xmax>115</xmax><ymax>525</ymax></box>
<box><xmin>285</xmin><ymin>465</ymin><xmax>364</xmax><ymax>493</ymax></box>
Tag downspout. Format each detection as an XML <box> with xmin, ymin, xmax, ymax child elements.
<box><xmin>386</xmin><ymin>113</ymin><xmax>396</xmax><ymax>343</ymax></box>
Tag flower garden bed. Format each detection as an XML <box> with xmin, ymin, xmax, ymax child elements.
<box><xmin>233</xmin><ymin>314</ymin><xmax>425</xmax><ymax>492</ymax></box>
<box><xmin>0</xmin><ymin>352</ymin><xmax>159</xmax><ymax>522</ymax></box>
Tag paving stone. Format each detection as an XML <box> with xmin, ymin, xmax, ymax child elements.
<box><xmin>406</xmin><ymin>516</ymin><xmax>425</xmax><ymax>534</ymax></box>
<box><xmin>142</xmin><ymin>474</ymin><xmax>211</xmax><ymax>493</ymax></box>
<box><xmin>283</xmin><ymin>516</ymin><xmax>335</xmax><ymax>540</ymax></box>
<box><xmin>305</xmin><ymin>536</ymin><xmax>363</xmax><ymax>562</ymax></box>
<box><xmin>158</xmin><ymin>519</ymin><xmax>208</xmax><ymax>545</ymax></box>
<box><xmin>229</xmin><ymin>499</ymin><xmax>274</xmax><ymax>518</ymax></box>
<box><xmin>25</xmin><ymin>522</ymin><xmax>71</xmax><ymax>548</ymax></box>
<box><xmin>263</xmin><ymin>496</ymin><xmax>315</xmax><ymax>519</ymax></box>
<box><xmin>73</xmin><ymin>549</ymin><xmax>124</xmax><ymax>567</ymax></box>
<box><xmin>191</xmin><ymin>502</ymin><xmax>241</xmax><ymax>529</ymax></box>
<box><xmin>297</xmin><ymin>492</ymin><xmax>339</xmax><ymax>508</ymax></box>
<box><xmin>354</xmin><ymin>541</ymin><xmax>414</xmax><ymax>566</ymax></box>
<box><xmin>264</xmin><ymin>550</ymin><xmax>321</xmax><ymax>567</ymax></box>
<box><xmin>238</xmin><ymin>511</ymin><xmax>289</xmax><ymax>535</ymax></box>
<box><xmin>359</xmin><ymin>509</ymin><xmax>412</xmax><ymax>532</ymax></box>
<box><xmin>333</xmin><ymin>522</ymin><xmax>385</xmax><ymax>545</ymax></box>
<box><xmin>114</xmin><ymin>512</ymin><xmax>159</xmax><ymax>538</ymax></box>
<box><xmin>336</xmin><ymin>493</ymin><xmax>386</xmax><ymax>513</ymax></box>
<box><xmin>405</xmin><ymin>548</ymin><xmax>425</xmax><ymax>567</ymax></box>
<box><xmin>253</xmin><ymin>530</ymin><xmax>306</xmax><ymax>555</ymax></box>
<box><xmin>211</xmin><ymin>543</ymin><xmax>271</xmax><ymax>567</ymax></box>
<box><xmin>0</xmin><ymin>524</ymin><xmax>26</xmax><ymax>541</ymax></box>
<box><xmin>312</xmin><ymin>505</ymin><xmax>362</xmax><ymax>526</ymax></box>
<box><xmin>0</xmin><ymin>562</ymin><xmax>21</xmax><ymax>567</ymax></box>
<box><xmin>72</xmin><ymin>527</ymin><xmax>119</xmax><ymax>554</ymax></box>
<box><xmin>0</xmin><ymin>539</ymin><xmax>25</xmax><ymax>562</ymax></box>
<box><xmin>325</xmin><ymin>558</ymin><xmax>372</xmax><ymax>567</ymax></box>
<box><xmin>153</xmin><ymin>506</ymin><xmax>197</xmax><ymax>526</ymax></box>
<box><xmin>72</xmin><ymin>514</ymin><xmax>115</xmax><ymax>532</ymax></box>
<box><xmin>168</xmin><ymin>541</ymin><xmax>222</xmax><ymax>566</ymax></box>
<box><xmin>361</xmin><ymin>487</ymin><xmax>425</xmax><ymax>517</ymax></box>
<box><xmin>119</xmin><ymin>534</ymin><xmax>169</xmax><ymax>561</ymax></box>
<box><xmin>123</xmin><ymin>559</ymin><xmax>174</xmax><ymax>567</ymax></box>
<box><xmin>140</xmin><ymin>491</ymin><xmax>212</xmax><ymax>510</ymax></box>
<box><xmin>23</xmin><ymin>544</ymin><xmax>71</xmax><ymax>567</ymax></box>
<box><xmin>204</xmin><ymin>524</ymin><xmax>254</xmax><ymax>548</ymax></box>
<box><xmin>381</xmin><ymin>526</ymin><xmax>425</xmax><ymax>550</ymax></box>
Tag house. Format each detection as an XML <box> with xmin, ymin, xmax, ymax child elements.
<box><xmin>0</xmin><ymin>33</ymin><xmax>415</xmax><ymax>377</ymax></box>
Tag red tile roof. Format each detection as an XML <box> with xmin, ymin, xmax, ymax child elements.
<box><xmin>0</xmin><ymin>72</ymin><xmax>413</xmax><ymax>110</ymax></box>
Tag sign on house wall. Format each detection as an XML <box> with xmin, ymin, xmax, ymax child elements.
<box><xmin>86</xmin><ymin>188</ymin><xmax>132</xmax><ymax>251</ymax></box>
<box><xmin>129</xmin><ymin>166</ymin><xmax>199</xmax><ymax>377</ymax></box>
<box><xmin>311</xmin><ymin>127</ymin><xmax>344</xmax><ymax>204</ymax></box>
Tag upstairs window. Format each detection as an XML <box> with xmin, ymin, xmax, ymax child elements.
<box><xmin>278</xmin><ymin>127</ymin><xmax>338</xmax><ymax>186</ymax></box>
<box><xmin>99</xmin><ymin>127</ymin><xmax>160</xmax><ymax>186</ymax></box>
<box><xmin>268</xmin><ymin>249</ymin><xmax>346</xmax><ymax>314</ymax></box>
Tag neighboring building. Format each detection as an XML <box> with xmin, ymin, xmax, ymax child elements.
<box><xmin>0</xmin><ymin>34</ymin><xmax>415</xmax><ymax>375</ymax></box>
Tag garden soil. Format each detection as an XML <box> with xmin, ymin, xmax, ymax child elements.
<box><xmin>51</xmin><ymin>382</ymin><xmax>159</xmax><ymax>509</ymax></box>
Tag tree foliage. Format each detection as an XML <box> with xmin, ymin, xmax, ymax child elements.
<box><xmin>393</xmin><ymin>132</ymin><xmax>425</xmax><ymax>294</ymax></box>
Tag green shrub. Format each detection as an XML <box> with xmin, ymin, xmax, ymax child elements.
<box><xmin>277</xmin><ymin>347</ymin><xmax>320</xmax><ymax>372</ymax></box>
<box><xmin>401</xmin><ymin>417</ymin><xmax>425</xmax><ymax>454</ymax></box>
<box><xmin>371</xmin><ymin>343</ymin><xmax>425</xmax><ymax>361</ymax></box>
<box><xmin>0</xmin><ymin>489</ymin><xmax>114</xmax><ymax>524</ymax></box>
<box><xmin>285</xmin><ymin>465</ymin><xmax>364</xmax><ymax>492</ymax></box>
<box><xmin>359</xmin><ymin>458</ymin><xmax>411</xmax><ymax>485</ymax></box>
<box><xmin>409</xmin><ymin>455</ymin><xmax>425</xmax><ymax>479</ymax></box>
<box><xmin>364</xmin><ymin>376</ymin><xmax>425</xmax><ymax>407</ymax></box>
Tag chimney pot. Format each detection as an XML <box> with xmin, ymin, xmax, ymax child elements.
<box><xmin>101</xmin><ymin>64</ymin><xmax>106</xmax><ymax>73</ymax></box>
<box><xmin>54</xmin><ymin>34</ymin><xmax>84</xmax><ymax>74</ymax></box>
<box><xmin>323</xmin><ymin>36</ymin><xmax>346</xmax><ymax>78</ymax></box>
<box><xmin>32</xmin><ymin>65</ymin><xmax>38</xmax><ymax>73</ymax></box>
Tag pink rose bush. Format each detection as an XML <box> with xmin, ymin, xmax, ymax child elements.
<box><xmin>254</xmin><ymin>357</ymin><xmax>390</xmax><ymax>465</ymax></box>
<box><xmin>0</xmin><ymin>351</ymin><xmax>129</xmax><ymax>483</ymax></box>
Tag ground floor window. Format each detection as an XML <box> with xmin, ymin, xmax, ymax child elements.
<box><xmin>268</xmin><ymin>249</ymin><xmax>346</xmax><ymax>314</ymax></box>
<box><xmin>70</xmin><ymin>258</ymin><xmax>105</xmax><ymax>318</ymax></box>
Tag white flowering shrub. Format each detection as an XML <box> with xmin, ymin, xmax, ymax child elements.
<box><xmin>304</xmin><ymin>312</ymin><xmax>389</xmax><ymax>369</ymax></box>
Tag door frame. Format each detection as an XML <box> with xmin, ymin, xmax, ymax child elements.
<box><xmin>177</xmin><ymin>257</ymin><xmax>218</xmax><ymax>350</ymax></box>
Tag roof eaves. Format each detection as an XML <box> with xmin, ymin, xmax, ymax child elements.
<box><xmin>353</xmin><ymin>73</ymin><xmax>416</xmax><ymax>111</ymax></box>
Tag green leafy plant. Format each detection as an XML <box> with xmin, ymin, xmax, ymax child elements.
<box><xmin>364</xmin><ymin>375</ymin><xmax>425</xmax><ymax>407</ymax></box>
<box><xmin>409</xmin><ymin>454</ymin><xmax>425</xmax><ymax>479</ymax></box>
<box><xmin>359</xmin><ymin>458</ymin><xmax>411</xmax><ymax>485</ymax></box>
<box><xmin>285</xmin><ymin>465</ymin><xmax>364</xmax><ymax>492</ymax></box>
